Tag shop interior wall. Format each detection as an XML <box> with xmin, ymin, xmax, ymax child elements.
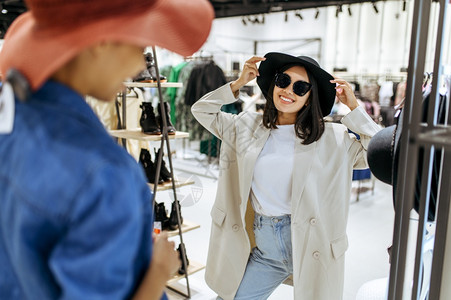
<box><xmin>158</xmin><ymin>1</ymin><xmax>451</xmax><ymax>80</ymax></box>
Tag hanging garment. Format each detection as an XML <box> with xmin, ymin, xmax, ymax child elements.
<box><xmin>164</xmin><ymin>61</ymin><xmax>188</xmax><ymax>124</ymax></box>
<box><xmin>183</xmin><ymin>60</ymin><xmax>227</xmax><ymax>140</ymax></box>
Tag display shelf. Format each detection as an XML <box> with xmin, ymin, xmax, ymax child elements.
<box><xmin>123</xmin><ymin>82</ymin><xmax>183</xmax><ymax>88</ymax></box>
<box><xmin>165</xmin><ymin>220</ymin><xmax>200</xmax><ymax>238</ymax></box>
<box><xmin>166</xmin><ymin>260</ymin><xmax>205</xmax><ymax>286</ymax></box>
<box><xmin>109</xmin><ymin>129</ymin><xmax>189</xmax><ymax>141</ymax></box>
<box><xmin>147</xmin><ymin>176</ymin><xmax>195</xmax><ymax>192</ymax></box>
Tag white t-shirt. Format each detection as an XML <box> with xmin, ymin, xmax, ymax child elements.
<box><xmin>250</xmin><ymin>124</ymin><xmax>295</xmax><ymax>216</ymax></box>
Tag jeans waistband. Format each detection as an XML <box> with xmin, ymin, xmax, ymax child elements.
<box><xmin>254</xmin><ymin>213</ymin><xmax>291</xmax><ymax>227</ymax></box>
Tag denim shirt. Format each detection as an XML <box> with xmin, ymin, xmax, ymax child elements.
<box><xmin>0</xmin><ymin>81</ymin><xmax>166</xmax><ymax>299</ymax></box>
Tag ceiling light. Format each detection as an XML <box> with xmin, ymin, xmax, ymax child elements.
<box><xmin>372</xmin><ymin>2</ymin><xmax>379</xmax><ymax>14</ymax></box>
<box><xmin>315</xmin><ymin>9</ymin><xmax>320</xmax><ymax>19</ymax></box>
<box><xmin>1</xmin><ymin>9</ymin><xmax>7</xmax><ymax>14</ymax></box>
<box><xmin>270</xmin><ymin>5</ymin><xmax>283</xmax><ymax>12</ymax></box>
<box><xmin>295</xmin><ymin>10</ymin><xmax>303</xmax><ymax>21</ymax></box>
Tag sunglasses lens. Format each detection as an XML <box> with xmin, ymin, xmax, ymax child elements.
<box><xmin>275</xmin><ymin>73</ymin><xmax>291</xmax><ymax>89</ymax></box>
<box><xmin>293</xmin><ymin>81</ymin><xmax>312</xmax><ymax>97</ymax></box>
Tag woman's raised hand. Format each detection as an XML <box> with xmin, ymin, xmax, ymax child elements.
<box><xmin>230</xmin><ymin>56</ymin><xmax>266</xmax><ymax>95</ymax></box>
<box><xmin>330</xmin><ymin>78</ymin><xmax>359</xmax><ymax>111</ymax></box>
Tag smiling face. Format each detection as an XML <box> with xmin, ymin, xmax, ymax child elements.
<box><xmin>272</xmin><ymin>65</ymin><xmax>311</xmax><ymax>125</ymax></box>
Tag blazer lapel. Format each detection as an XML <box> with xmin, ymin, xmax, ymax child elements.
<box><xmin>240</xmin><ymin>124</ymin><xmax>270</xmax><ymax>208</ymax></box>
<box><xmin>291</xmin><ymin>140</ymin><xmax>317</xmax><ymax>219</ymax></box>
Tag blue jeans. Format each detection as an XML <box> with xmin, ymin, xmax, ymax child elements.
<box><xmin>234</xmin><ymin>213</ymin><xmax>293</xmax><ymax>300</ymax></box>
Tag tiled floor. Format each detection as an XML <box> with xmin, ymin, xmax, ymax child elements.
<box><xmin>156</xmin><ymin>149</ymin><xmax>396</xmax><ymax>300</ymax></box>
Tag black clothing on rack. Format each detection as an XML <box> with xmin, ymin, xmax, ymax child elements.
<box><xmin>184</xmin><ymin>60</ymin><xmax>227</xmax><ymax>106</ymax></box>
<box><xmin>393</xmin><ymin>86</ymin><xmax>448</xmax><ymax>222</ymax></box>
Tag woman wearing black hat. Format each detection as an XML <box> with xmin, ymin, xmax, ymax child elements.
<box><xmin>192</xmin><ymin>53</ymin><xmax>381</xmax><ymax>300</ymax></box>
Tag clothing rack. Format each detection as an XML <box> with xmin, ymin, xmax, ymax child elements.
<box><xmin>333</xmin><ymin>72</ymin><xmax>408</xmax><ymax>83</ymax></box>
<box><xmin>387</xmin><ymin>0</ymin><xmax>450</xmax><ymax>299</ymax></box>
<box><xmin>184</xmin><ymin>50</ymin><xmax>214</xmax><ymax>62</ymax></box>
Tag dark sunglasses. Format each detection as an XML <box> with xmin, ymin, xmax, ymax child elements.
<box><xmin>274</xmin><ymin>72</ymin><xmax>312</xmax><ymax>97</ymax></box>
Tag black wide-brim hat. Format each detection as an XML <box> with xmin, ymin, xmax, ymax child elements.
<box><xmin>367</xmin><ymin>105</ymin><xmax>438</xmax><ymax>222</ymax></box>
<box><xmin>256</xmin><ymin>52</ymin><xmax>336</xmax><ymax>117</ymax></box>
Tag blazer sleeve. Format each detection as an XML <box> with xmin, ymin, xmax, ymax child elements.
<box><xmin>191</xmin><ymin>83</ymin><xmax>241</xmax><ymax>141</ymax></box>
<box><xmin>340</xmin><ymin>106</ymin><xmax>382</xmax><ymax>169</ymax></box>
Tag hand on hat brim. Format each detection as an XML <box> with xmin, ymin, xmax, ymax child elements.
<box><xmin>330</xmin><ymin>78</ymin><xmax>359</xmax><ymax>111</ymax></box>
<box><xmin>231</xmin><ymin>56</ymin><xmax>266</xmax><ymax>95</ymax></box>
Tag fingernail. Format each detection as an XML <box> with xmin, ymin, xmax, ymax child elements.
<box><xmin>337</xmin><ymin>88</ymin><xmax>343</xmax><ymax>93</ymax></box>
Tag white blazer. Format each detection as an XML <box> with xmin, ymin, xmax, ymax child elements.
<box><xmin>191</xmin><ymin>83</ymin><xmax>381</xmax><ymax>300</ymax></box>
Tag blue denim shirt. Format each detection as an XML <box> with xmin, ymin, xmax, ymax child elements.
<box><xmin>0</xmin><ymin>81</ymin><xmax>166</xmax><ymax>299</ymax></box>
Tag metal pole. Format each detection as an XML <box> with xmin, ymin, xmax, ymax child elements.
<box><xmin>151</xmin><ymin>46</ymin><xmax>191</xmax><ymax>299</ymax></box>
<box><xmin>411</xmin><ymin>147</ymin><xmax>434</xmax><ymax>299</ymax></box>
<box><xmin>388</xmin><ymin>0</ymin><xmax>431</xmax><ymax>298</ymax></box>
<box><xmin>429</xmin><ymin>151</ymin><xmax>451</xmax><ymax>299</ymax></box>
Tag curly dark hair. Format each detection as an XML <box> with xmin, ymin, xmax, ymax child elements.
<box><xmin>262</xmin><ymin>68</ymin><xmax>325</xmax><ymax>145</ymax></box>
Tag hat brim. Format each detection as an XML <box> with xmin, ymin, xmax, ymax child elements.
<box><xmin>256</xmin><ymin>52</ymin><xmax>336</xmax><ymax>117</ymax></box>
<box><xmin>367</xmin><ymin>125</ymin><xmax>396</xmax><ymax>185</ymax></box>
<box><xmin>0</xmin><ymin>0</ymin><xmax>214</xmax><ymax>90</ymax></box>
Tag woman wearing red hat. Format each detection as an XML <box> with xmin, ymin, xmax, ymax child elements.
<box><xmin>0</xmin><ymin>0</ymin><xmax>213</xmax><ymax>299</ymax></box>
<box><xmin>192</xmin><ymin>54</ymin><xmax>381</xmax><ymax>300</ymax></box>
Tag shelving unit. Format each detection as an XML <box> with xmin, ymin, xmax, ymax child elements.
<box><xmin>165</xmin><ymin>220</ymin><xmax>200</xmax><ymax>238</ymax></box>
<box><xmin>113</xmin><ymin>48</ymin><xmax>200</xmax><ymax>299</ymax></box>
<box><xmin>109</xmin><ymin>129</ymin><xmax>189</xmax><ymax>141</ymax></box>
<box><xmin>147</xmin><ymin>176</ymin><xmax>195</xmax><ymax>192</ymax></box>
<box><xmin>167</xmin><ymin>261</ymin><xmax>205</xmax><ymax>286</ymax></box>
<box><xmin>123</xmin><ymin>82</ymin><xmax>183</xmax><ymax>88</ymax></box>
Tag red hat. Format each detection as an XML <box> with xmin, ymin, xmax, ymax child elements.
<box><xmin>0</xmin><ymin>0</ymin><xmax>214</xmax><ymax>91</ymax></box>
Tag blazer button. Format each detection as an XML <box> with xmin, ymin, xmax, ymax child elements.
<box><xmin>232</xmin><ymin>224</ymin><xmax>239</xmax><ymax>232</ymax></box>
<box><xmin>309</xmin><ymin>218</ymin><xmax>317</xmax><ymax>225</ymax></box>
<box><xmin>313</xmin><ymin>251</ymin><xmax>320</xmax><ymax>259</ymax></box>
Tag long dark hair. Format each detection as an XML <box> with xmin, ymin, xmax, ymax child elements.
<box><xmin>262</xmin><ymin>68</ymin><xmax>325</xmax><ymax>145</ymax></box>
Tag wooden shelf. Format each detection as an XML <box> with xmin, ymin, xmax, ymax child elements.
<box><xmin>165</xmin><ymin>220</ymin><xmax>200</xmax><ymax>238</ymax></box>
<box><xmin>147</xmin><ymin>176</ymin><xmax>195</xmax><ymax>192</ymax></box>
<box><xmin>166</xmin><ymin>260</ymin><xmax>205</xmax><ymax>285</ymax></box>
<box><xmin>109</xmin><ymin>129</ymin><xmax>189</xmax><ymax>141</ymax></box>
<box><xmin>123</xmin><ymin>82</ymin><xmax>183</xmax><ymax>88</ymax></box>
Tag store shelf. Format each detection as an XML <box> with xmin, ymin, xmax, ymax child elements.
<box><xmin>166</xmin><ymin>260</ymin><xmax>205</xmax><ymax>286</ymax></box>
<box><xmin>123</xmin><ymin>82</ymin><xmax>183</xmax><ymax>88</ymax></box>
<box><xmin>165</xmin><ymin>220</ymin><xmax>200</xmax><ymax>238</ymax></box>
<box><xmin>147</xmin><ymin>176</ymin><xmax>195</xmax><ymax>192</ymax></box>
<box><xmin>109</xmin><ymin>129</ymin><xmax>189</xmax><ymax>141</ymax></box>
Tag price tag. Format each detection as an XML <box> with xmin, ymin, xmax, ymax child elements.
<box><xmin>0</xmin><ymin>82</ymin><xmax>14</xmax><ymax>134</ymax></box>
<box><xmin>154</xmin><ymin>221</ymin><xmax>162</xmax><ymax>234</ymax></box>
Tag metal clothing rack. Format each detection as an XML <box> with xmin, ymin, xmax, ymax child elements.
<box><xmin>387</xmin><ymin>0</ymin><xmax>450</xmax><ymax>299</ymax></box>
